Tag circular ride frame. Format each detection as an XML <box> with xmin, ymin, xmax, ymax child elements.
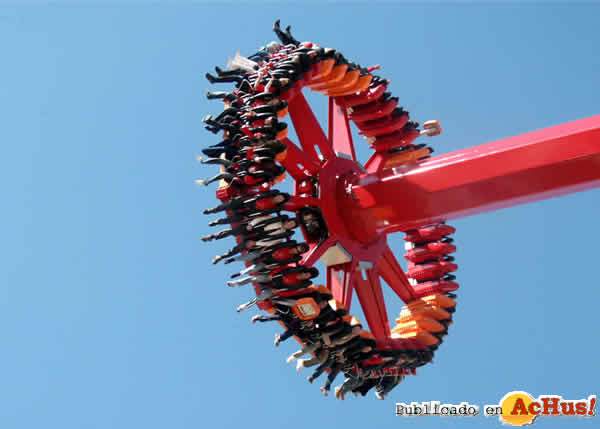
<box><xmin>204</xmin><ymin>36</ymin><xmax>600</xmax><ymax>373</ymax></box>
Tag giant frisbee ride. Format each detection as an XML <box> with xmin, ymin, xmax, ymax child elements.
<box><xmin>198</xmin><ymin>22</ymin><xmax>600</xmax><ymax>398</ymax></box>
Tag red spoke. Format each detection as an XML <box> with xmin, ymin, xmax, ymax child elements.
<box><xmin>301</xmin><ymin>236</ymin><xmax>336</xmax><ymax>267</ymax></box>
<box><xmin>364</xmin><ymin>152</ymin><xmax>387</xmax><ymax>173</ymax></box>
<box><xmin>327</xmin><ymin>260</ymin><xmax>357</xmax><ymax>309</ymax></box>
<box><xmin>354</xmin><ymin>267</ymin><xmax>391</xmax><ymax>340</ymax></box>
<box><xmin>287</xmin><ymin>91</ymin><xmax>335</xmax><ymax>161</ymax></box>
<box><xmin>328</xmin><ymin>97</ymin><xmax>357</xmax><ymax>160</ymax></box>
<box><xmin>378</xmin><ymin>245</ymin><xmax>415</xmax><ymax>302</ymax></box>
<box><xmin>280</xmin><ymin>137</ymin><xmax>320</xmax><ymax>178</ymax></box>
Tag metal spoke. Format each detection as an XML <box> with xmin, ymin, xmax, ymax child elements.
<box><xmin>287</xmin><ymin>91</ymin><xmax>335</xmax><ymax>161</ymax></box>
<box><xmin>301</xmin><ymin>236</ymin><xmax>336</xmax><ymax>267</ymax></box>
<box><xmin>328</xmin><ymin>97</ymin><xmax>357</xmax><ymax>160</ymax></box>
<box><xmin>354</xmin><ymin>267</ymin><xmax>391</xmax><ymax>340</ymax></box>
<box><xmin>327</xmin><ymin>260</ymin><xmax>357</xmax><ymax>309</ymax></box>
<box><xmin>378</xmin><ymin>245</ymin><xmax>415</xmax><ymax>302</ymax></box>
<box><xmin>280</xmin><ymin>137</ymin><xmax>320</xmax><ymax>178</ymax></box>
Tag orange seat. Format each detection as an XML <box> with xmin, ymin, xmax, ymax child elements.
<box><xmin>392</xmin><ymin>317</ymin><xmax>445</xmax><ymax>333</ymax></box>
<box><xmin>309</xmin><ymin>64</ymin><xmax>349</xmax><ymax>90</ymax></box>
<box><xmin>323</xmin><ymin>70</ymin><xmax>360</xmax><ymax>93</ymax></box>
<box><xmin>392</xmin><ymin>329</ymin><xmax>439</xmax><ymax>346</ymax></box>
<box><xmin>276</xmin><ymin>128</ymin><xmax>288</xmax><ymax>140</ymax></box>
<box><xmin>276</xmin><ymin>106</ymin><xmax>289</xmax><ymax>118</ymax></box>
<box><xmin>420</xmin><ymin>293</ymin><xmax>456</xmax><ymax>308</ymax></box>
<box><xmin>275</xmin><ymin>148</ymin><xmax>287</xmax><ymax>162</ymax></box>
<box><xmin>353</xmin><ymin>74</ymin><xmax>374</xmax><ymax>93</ymax></box>
<box><xmin>400</xmin><ymin>303</ymin><xmax>451</xmax><ymax>321</ymax></box>
<box><xmin>328</xmin><ymin>74</ymin><xmax>372</xmax><ymax>97</ymax></box>
<box><xmin>307</xmin><ymin>65</ymin><xmax>338</xmax><ymax>86</ymax></box>
<box><xmin>396</xmin><ymin>309</ymin><xmax>444</xmax><ymax>325</ymax></box>
<box><xmin>308</xmin><ymin>58</ymin><xmax>335</xmax><ymax>81</ymax></box>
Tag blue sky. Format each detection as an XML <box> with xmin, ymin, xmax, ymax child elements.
<box><xmin>1</xmin><ymin>3</ymin><xmax>599</xmax><ymax>429</ymax></box>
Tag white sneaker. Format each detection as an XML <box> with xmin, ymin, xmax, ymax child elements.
<box><xmin>296</xmin><ymin>359</ymin><xmax>305</xmax><ymax>372</ymax></box>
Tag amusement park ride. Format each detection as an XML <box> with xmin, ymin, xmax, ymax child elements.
<box><xmin>199</xmin><ymin>22</ymin><xmax>600</xmax><ymax>398</ymax></box>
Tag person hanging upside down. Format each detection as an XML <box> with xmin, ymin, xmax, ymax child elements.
<box><xmin>334</xmin><ymin>372</ymin><xmax>368</xmax><ymax>400</ymax></box>
<box><xmin>204</xmin><ymin>190</ymin><xmax>288</xmax><ymax>215</ymax></box>
<box><xmin>273</xmin><ymin>19</ymin><xmax>300</xmax><ymax>46</ymax></box>
<box><xmin>230</xmin><ymin>242</ymin><xmax>309</xmax><ymax>277</ymax></box>
<box><xmin>227</xmin><ymin>263</ymin><xmax>314</xmax><ymax>288</ymax></box>
<box><xmin>269</xmin><ymin>266</ymin><xmax>319</xmax><ymax>290</ymax></box>
<box><xmin>211</xmin><ymin>229</ymin><xmax>294</xmax><ymax>264</ymax></box>
<box><xmin>375</xmin><ymin>375</ymin><xmax>403</xmax><ymax>400</ymax></box>
<box><xmin>203</xmin><ymin>208</ymin><xmax>296</xmax><ymax>240</ymax></box>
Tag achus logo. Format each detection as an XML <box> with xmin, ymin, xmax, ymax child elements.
<box><xmin>494</xmin><ymin>391</ymin><xmax>596</xmax><ymax>426</ymax></box>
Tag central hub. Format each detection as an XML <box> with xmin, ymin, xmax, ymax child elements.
<box><xmin>317</xmin><ymin>156</ymin><xmax>387</xmax><ymax>264</ymax></box>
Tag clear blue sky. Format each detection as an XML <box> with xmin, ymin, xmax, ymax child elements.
<box><xmin>1</xmin><ymin>3</ymin><xmax>599</xmax><ymax>429</ymax></box>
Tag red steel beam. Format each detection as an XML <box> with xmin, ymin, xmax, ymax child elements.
<box><xmin>328</xmin><ymin>261</ymin><xmax>357</xmax><ymax>310</ymax></box>
<box><xmin>280</xmin><ymin>137</ymin><xmax>320</xmax><ymax>178</ymax></box>
<box><xmin>354</xmin><ymin>268</ymin><xmax>391</xmax><ymax>340</ymax></box>
<box><xmin>287</xmin><ymin>91</ymin><xmax>335</xmax><ymax>161</ymax></box>
<box><xmin>328</xmin><ymin>97</ymin><xmax>357</xmax><ymax>161</ymax></box>
<box><xmin>377</xmin><ymin>245</ymin><xmax>415</xmax><ymax>302</ymax></box>
<box><xmin>301</xmin><ymin>236</ymin><xmax>336</xmax><ymax>267</ymax></box>
<box><xmin>352</xmin><ymin>115</ymin><xmax>600</xmax><ymax>232</ymax></box>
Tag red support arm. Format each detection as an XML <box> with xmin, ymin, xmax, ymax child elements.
<box><xmin>287</xmin><ymin>91</ymin><xmax>336</xmax><ymax>161</ymax></box>
<box><xmin>377</xmin><ymin>245</ymin><xmax>415</xmax><ymax>302</ymax></box>
<box><xmin>353</xmin><ymin>115</ymin><xmax>600</xmax><ymax>231</ymax></box>
<box><xmin>327</xmin><ymin>261</ymin><xmax>357</xmax><ymax>309</ymax></box>
<box><xmin>280</xmin><ymin>137</ymin><xmax>320</xmax><ymax>178</ymax></box>
<box><xmin>301</xmin><ymin>236</ymin><xmax>336</xmax><ymax>267</ymax></box>
<box><xmin>328</xmin><ymin>97</ymin><xmax>357</xmax><ymax>160</ymax></box>
<box><xmin>353</xmin><ymin>268</ymin><xmax>391</xmax><ymax>340</ymax></box>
